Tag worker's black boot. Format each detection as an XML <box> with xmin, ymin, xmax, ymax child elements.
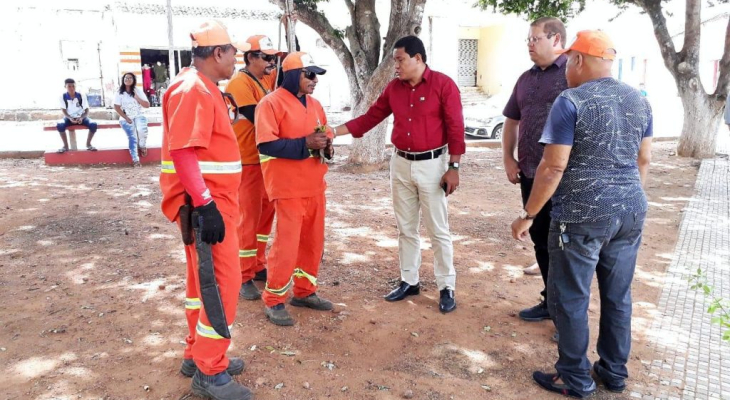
<box><xmin>191</xmin><ymin>370</ymin><xmax>253</xmax><ymax>400</ymax></box>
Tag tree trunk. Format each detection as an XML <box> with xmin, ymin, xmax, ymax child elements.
<box><xmin>676</xmin><ymin>83</ymin><xmax>725</xmax><ymax>158</ymax></box>
<box><xmin>347</xmin><ymin>105</ymin><xmax>388</xmax><ymax>165</ymax></box>
<box><xmin>346</xmin><ymin>0</ymin><xmax>426</xmax><ymax>166</ymax></box>
<box><xmin>636</xmin><ymin>0</ymin><xmax>730</xmax><ymax>159</ymax></box>
<box><xmin>269</xmin><ymin>0</ymin><xmax>427</xmax><ymax>166</ymax></box>
<box><xmin>346</xmin><ymin>54</ymin><xmax>398</xmax><ymax>166</ymax></box>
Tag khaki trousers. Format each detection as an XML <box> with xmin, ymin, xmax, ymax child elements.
<box><xmin>390</xmin><ymin>150</ymin><xmax>456</xmax><ymax>290</ymax></box>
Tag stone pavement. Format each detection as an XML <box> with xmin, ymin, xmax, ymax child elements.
<box><xmin>632</xmin><ymin>147</ymin><xmax>730</xmax><ymax>399</ymax></box>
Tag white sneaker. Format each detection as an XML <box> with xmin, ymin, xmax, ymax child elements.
<box><xmin>523</xmin><ymin>262</ymin><xmax>540</xmax><ymax>276</ymax></box>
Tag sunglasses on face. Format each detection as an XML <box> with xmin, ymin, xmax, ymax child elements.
<box><xmin>302</xmin><ymin>70</ymin><xmax>317</xmax><ymax>80</ymax></box>
<box><xmin>254</xmin><ymin>52</ymin><xmax>276</xmax><ymax>62</ymax></box>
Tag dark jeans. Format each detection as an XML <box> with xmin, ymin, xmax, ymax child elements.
<box><xmin>547</xmin><ymin>211</ymin><xmax>646</xmax><ymax>395</ymax></box>
<box><xmin>57</xmin><ymin>117</ymin><xmax>97</xmax><ymax>133</ymax></box>
<box><xmin>519</xmin><ymin>173</ymin><xmax>552</xmax><ymax>300</ymax></box>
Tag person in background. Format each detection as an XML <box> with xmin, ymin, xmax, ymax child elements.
<box><xmin>114</xmin><ymin>72</ymin><xmax>151</xmax><ymax>167</ymax></box>
<box><xmin>56</xmin><ymin>78</ymin><xmax>97</xmax><ymax>153</ymax></box>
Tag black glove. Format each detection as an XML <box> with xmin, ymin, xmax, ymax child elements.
<box><xmin>192</xmin><ymin>201</ymin><xmax>225</xmax><ymax>244</ymax></box>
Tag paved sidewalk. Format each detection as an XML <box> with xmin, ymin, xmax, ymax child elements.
<box><xmin>632</xmin><ymin>153</ymin><xmax>730</xmax><ymax>399</ymax></box>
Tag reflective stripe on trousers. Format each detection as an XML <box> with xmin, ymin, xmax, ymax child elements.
<box><xmin>293</xmin><ymin>268</ymin><xmax>317</xmax><ymax>286</ymax></box>
<box><xmin>196</xmin><ymin>321</ymin><xmax>234</xmax><ymax>340</ymax></box>
<box><xmin>239</xmin><ymin>249</ymin><xmax>257</xmax><ymax>258</ymax></box>
<box><xmin>185</xmin><ymin>297</ymin><xmax>201</xmax><ymax>310</ymax></box>
<box><xmin>160</xmin><ymin>160</ymin><xmax>242</xmax><ymax>174</ymax></box>
<box><xmin>265</xmin><ymin>277</ymin><xmax>293</xmax><ymax>296</ymax></box>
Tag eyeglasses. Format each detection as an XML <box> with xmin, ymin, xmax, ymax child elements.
<box><xmin>302</xmin><ymin>70</ymin><xmax>317</xmax><ymax>80</ymax></box>
<box><xmin>221</xmin><ymin>92</ymin><xmax>239</xmax><ymax>125</ymax></box>
<box><xmin>526</xmin><ymin>33</ymin><xmax>555</xmax><ymax>44</ymax></box>
<box><xmin>253</xmin><ymin>52</ymin><xmax>277</xmax><ymax>62</ymax></box>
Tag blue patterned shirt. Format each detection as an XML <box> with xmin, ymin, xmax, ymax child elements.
<box><xmin>540</xmin><ymin>78</ymin><xmax>653</xmax><ymax>223</ymax></box>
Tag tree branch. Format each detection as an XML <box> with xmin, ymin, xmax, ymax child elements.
<box><xmin>714</xmin><ymin>15</ymin><xmax>730</xmax><ymax>98</ymax></box>
<box><xmin>343</xmin><ymin>0</ymin><xmax>355</xmax><ymax>16</ymax></box>
<box><xmin>351</xmin><ymin>0</ymin><xmax>381</xmax><ymax>72</ymax></box>
<box><xmin>268</xmin><ymin>0</ymin><xmax>360</xmax><ymax>94</ymax></box>
<box><xmin>381</xmin><ymin>0</ymin><xmax>427</xmax><ymax>61</ymax></box>
<box><xmin>636</xmin><ymin>0</ymin><xmax>680</xmax><ymax>78</ymax></box>
<box><xmin>680</xmin><ymin>0</ymin><xmax>702</xmax><ymax>63</ymax></box>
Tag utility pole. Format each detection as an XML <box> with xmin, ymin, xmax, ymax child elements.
<box><xmin>97</xmin><ymin>42</ymin><xmax>105</xmax><ymax>107</ymax></box>
<box><xmin>167</xmin><ymin>0</ymin><xmax>175</xmax><ymax>79</ymax></box>
<box><xmin>284</xmin><ymin>0</ymin><xmax>296</xmax><ymax>52</ymax></box>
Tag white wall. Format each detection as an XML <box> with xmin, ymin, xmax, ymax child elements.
<box><xmin>2</xmin><ymin>0</ymin><xmax>726</xmax><ymax>117</ymax></box>
<box><xmin>0</xmin><ymin>5</ymin><xmax>119</xmax><ymax>109</ymax></box>
<box><xmin>424</xmin><ymin>16</ymin><xmax>460</xmax><ymax>82</ymax></box>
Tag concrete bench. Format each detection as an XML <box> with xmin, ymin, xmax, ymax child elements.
<box><xmin>43</xmin><ymin>122</ymin><xmax>163</xmax><ymax>166</ymax></box>
<box><xmin>43</xmin><ymin>122</ymin><xmax>162</xmax><ymax>150</ymax></box>
<box><xmin>44</xmin><ymin>147</ymin><xmax>161</xmax><ymax>166</ymax></box>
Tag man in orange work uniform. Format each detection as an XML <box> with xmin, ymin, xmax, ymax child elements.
<box><xmin>159</xmin><ymin>20</ymin><xmax>253</xmax><ymax>400</ymax></box>
<box><xmin>225</xmin><ymin>34</ymin><xmax>281</xmax><ymax>301</ymax></box>
<box><xmin>254</xmin><ymin>51</ymin><xmax>335</xmax><ymax>326</ymax></box>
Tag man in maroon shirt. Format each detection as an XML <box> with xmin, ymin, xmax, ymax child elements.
<box><xmin>333</xmin><ymin>36</ymin><xmax>465</xmax><ymax>313</ymax></box>
<box><xmin>503</xmin><ymin>17</ymin><xmax>567</xmax><ymax>329</ymax></box>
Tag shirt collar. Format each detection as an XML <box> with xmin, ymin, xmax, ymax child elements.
<box><xmin>190</xmin><ymin>67</ymin><xmax>221</xmax><ymax>94</ymax></box>
<box><xmin>422</xmin><ymin>66</ymin><xmax>432</xmax><ymax>81</ymax></box>
<box><xmin>531</xmin><ymin>54</ymin><xmax>567</xmax><ymax>71</ymax></box>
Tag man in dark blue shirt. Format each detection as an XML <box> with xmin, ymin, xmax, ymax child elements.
<box><xmin>511</xmin><ymin>30</ymin><xmax>653</xmax><ymax>398</ymax></box>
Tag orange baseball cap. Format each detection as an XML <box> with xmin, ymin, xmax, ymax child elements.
<box><xmin>190</xmin><ymin>20</ymin><xmax>251</xmax><ymax>52</ymax></box>
<box><xmin>282</xmin><ymin>52</ymin><xmax>326</xmax><ymax>75</ymax></box>
<box><xmin>246</xmin><ymin>35</ymin><xmax>282</xmax><ymax>55</ymax></box>
<box><xmin>556</xmin><ymin>30</ymin><xmax>616</xmax><ymax>60</ymax></box>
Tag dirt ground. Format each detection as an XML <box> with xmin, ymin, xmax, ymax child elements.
<box><xmin>0</xmin><ymin>141</ymin><xmax>697</xmax><ymax>400</ymax></box>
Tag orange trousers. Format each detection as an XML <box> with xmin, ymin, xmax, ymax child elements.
<box><xmin>262</xmin><ymin>192</ymin><xmax>326</xmax><ymax>307</ymax></box>
<box><xmin>238</xmin><ymin>165</ymin><xmax>275</xmax><ymax>282</ymax></box>
<box><xmin>180</xmin><ymin>205</ymin><xmax>241</xmax><ymax>375</ymax></box>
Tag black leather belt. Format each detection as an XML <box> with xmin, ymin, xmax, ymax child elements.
<box><xmin>396</xmin><ymin>147</ymin><xmax>446</xmax><ymax>161</ymax></box>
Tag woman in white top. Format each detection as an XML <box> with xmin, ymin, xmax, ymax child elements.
<box><xmin>114</xmin><ymin>73</ymin><xmax>150</xmax><ymax>166</ymax></box>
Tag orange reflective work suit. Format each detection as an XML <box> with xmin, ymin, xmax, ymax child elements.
<box><xmin>225</xmin><ymin>70</ymin><xmax>277</xmax><ymax>282</ymax></box>
<box><xmin>159</xmin><ymin>67</ymin><xmax>242</xmax><ymax>375</ymax></box>
<box><xmin>254</xmin><ymin>88</ymin><xmax>333</xmax><ymax>307</ymax></box>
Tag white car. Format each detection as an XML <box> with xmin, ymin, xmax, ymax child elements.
<box><xmin>464</xmin><ymin>115</ymin><xmax>505</xmax><ymax>140</ymax></box>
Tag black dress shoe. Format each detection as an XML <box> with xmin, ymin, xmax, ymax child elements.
<box><xmin>384</xmin><ymin>281</ymin><xmax>420</xmax><ymax>302</ymax></box>
<box><xmin>532</xmin><ymin>371</ymin><xmax>595</xmax><ymax>398</ymax></box>
<box><xmin>593</xmin><ymin>361</ymin><xmax>626</xmax><ymax>393</ymax></box>
<box><xmin>439</xmin><ymin>289</ymin><xmax>456</xmax><ymax>313</ymax></box>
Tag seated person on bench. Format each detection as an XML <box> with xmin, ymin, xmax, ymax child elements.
<box><xmin>56</xmin><ymin>78</ymin><xmax>98</xmax><ymax>153</ymax></box>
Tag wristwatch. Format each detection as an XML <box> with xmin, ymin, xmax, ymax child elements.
<box><xmin>519</xmin><ymin>209</ymin><xmax>536</xmax><ymax>220</ymax></box>
<box><xmin>448</xmin><ymin>162</ymin><xmax>460</xmax><ymax>170</ymax></box>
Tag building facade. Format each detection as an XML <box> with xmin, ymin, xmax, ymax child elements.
<box><xmin>2</xmin><ymin>0</ymin><xmax>726</xmax><ymax>117</ymax></box>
